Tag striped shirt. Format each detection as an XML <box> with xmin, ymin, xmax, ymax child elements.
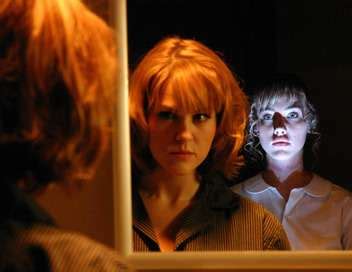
<box><xmin>2</xmin><ymin>183</ymin><xmax>131</xmax><ymax>271</ymax></box>
<box><xmin>18</xmin><ymin>226</ymin><xmax>130</xmax><ymax>271</ymax></box>
<box><xmin>133</xmin><ymin>174</ymin><xmax>291</xmax><ymax>251</ymax></box>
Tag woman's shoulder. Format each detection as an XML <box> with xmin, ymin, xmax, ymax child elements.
<box><xmin>234</xmin><ymin>196</ymin><xmax>291</xmax><ymax>250</ymax></box>
<box><xmin>309</xmin><ymin>174</ymin><xmax>352</xmax><ymax>200</ymax></box>
<box><xmin>236</xmin><ymin>195</ymin><xmax>273</xmax><ymax>217</ymax></box>
<box><xmin>18</xmin><ymin>225</ymin><xmax>131</xmax><ymax>271</ymax></box>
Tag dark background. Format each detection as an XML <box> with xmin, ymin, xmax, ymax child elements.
<box><xmin>127</xmin><ymin>0</ymin><xmax>352</xmax><ymax>190</ymax></box>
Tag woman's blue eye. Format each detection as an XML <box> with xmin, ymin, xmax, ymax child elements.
<box><xmin>157</xmin><ymin>111</ymin><xmax>176</xmax><ymax>120</ymax></box>
<box><xmin>262</xmin><ymin>113</ymin><xmax>272</xmax><ymax>121</ymax></box>
<box><xmin>287</xmin><ymin>112</ymin><xmax>299</xmax><ymax>119</ymax></box>
<box><xmin>193</xmin><ymin>113</ymin><xmax>210</xmax><ymax>122</ymax></box>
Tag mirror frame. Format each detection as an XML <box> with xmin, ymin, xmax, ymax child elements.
<box><xmin>112</xmin><ymin>0</ymin><xmax>352</xmax><ymax>270</ymax></box>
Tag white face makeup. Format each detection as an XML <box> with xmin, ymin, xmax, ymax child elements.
<box><xmin>257</xmin><ymin>97</ymin><xmax>309</xmax><ymax>162</ymax></box>
<box><xmin>147</xmin><ymin>88</ymin><xmax>216</xmax><ymax>177</ymax></box>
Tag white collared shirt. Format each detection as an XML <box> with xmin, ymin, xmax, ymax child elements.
<box><xmin>232</xmin><ymin>173</ymin><xmax>352</xmax><ymax>250</ymax></box>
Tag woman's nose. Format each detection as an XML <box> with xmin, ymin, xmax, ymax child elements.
<box><xmin>273</xmin><ymin>112</ymin><xmax>287</xmax><ymax>136</ymax></box>
<box><xmin>175</xmin><ymin>118</ymin><xmax>193</xmax><ymax>141</ymax></box>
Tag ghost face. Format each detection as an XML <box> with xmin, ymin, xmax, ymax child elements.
<box><xmin>256</xmin><ymin>97</ymin><xmax>309</xmax><ymax>163</ymax></box>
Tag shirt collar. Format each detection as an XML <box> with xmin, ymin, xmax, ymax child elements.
<box><xmin>301</xmin><ymin>174</ymin><xmax>331</xmax><ymax>197</ymax></box>
<box><xmin>243</xmin><ymin>173</ymin><xmax>332</xmax><ymax>198</ymax></box>
<box><xmin>243</xmin><ymin>174</ymin><xmax>272</xmax><ymax>193</ymax></box>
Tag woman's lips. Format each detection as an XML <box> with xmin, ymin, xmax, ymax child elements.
<box><xmin>169</xmin><ymin>151</ymin><xmax>195</xmax><ymax>159</ymax></box>
<box><xmin>169</xmin><ymin>151</ymin><xmax>194</xmax><ymax>155</ymax></box>
<box><xmin>272</xmin><ymin>141</ymin><xmax>290</xmax><ymax>146</ymax></box>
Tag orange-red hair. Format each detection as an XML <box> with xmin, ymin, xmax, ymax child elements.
<box><xmin>0</xmin><ymin>0</ymin><xmax>117</xmax><ymax>190</ymax></box>
<box><xmin>130</xmin><ymin>37</ymin><xmax>248</xmax><ymax>179</ymax></box>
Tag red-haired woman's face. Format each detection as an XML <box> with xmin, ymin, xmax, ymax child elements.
<box><xmin>147</xmin><ymin>88</ymin><xmax>216</xmax><ymax>177</ymax></box>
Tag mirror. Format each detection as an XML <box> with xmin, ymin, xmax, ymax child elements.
<box><xmin>112</xmin><ymin>0</ymin><xmax>352</xmax><ymax>270</ymax></box>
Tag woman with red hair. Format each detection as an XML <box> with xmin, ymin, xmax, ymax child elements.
<box><xmin>129</xmin><ymin>36</ymin><xmax>290</xmax><ymax>251</ymax></box>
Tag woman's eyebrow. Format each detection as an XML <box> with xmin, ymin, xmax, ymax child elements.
<box><xmin>261</xmin><ymin>101</ymin><xmax>302</xmax><ymax>112</ymax></box>
<box><xmin>260</xmin><ymin>106</ymin><xmax>274</xmax><ymax>112</ymax></box>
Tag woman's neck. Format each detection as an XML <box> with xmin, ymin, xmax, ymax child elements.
<box><xmin>266</xmin><ymin>153</ymin><xmax>305</xmax><ymax>182</ymax></box>
<box><xmin>139</xmin><ymin>169</ymin><xmax>200</xmax><ymax>204</ymax></box>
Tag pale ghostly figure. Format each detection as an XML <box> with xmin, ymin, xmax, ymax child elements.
<box><xmin>233</xmin><ymin>74</ymin><xmax>352</xmax><ymax>250</ymax></box>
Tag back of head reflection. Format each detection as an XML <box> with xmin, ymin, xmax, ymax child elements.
<box><xmin>129</xmin><ymin>36</ymin><xmax>291</xmax><ymax>251</ymax></box>
<box><xmin>233</xmin><ymin>74</ymin><xmax>352</xmax><ymax>250</ymax></box>
<box><xmin>0</xmin><ymin>0</ymin><xmax>129</xmax><ymax>270</ymax></box>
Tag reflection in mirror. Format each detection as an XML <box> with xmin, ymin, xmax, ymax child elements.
<box><xmin>129</xmin><ymin>36</ymin><xmax>290</xmax><ymax>251</ymax></box>
<box><xmin>127</xmin><ymin>0</ymin><xmax>352</xmax><ymax>253</ymax></box>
